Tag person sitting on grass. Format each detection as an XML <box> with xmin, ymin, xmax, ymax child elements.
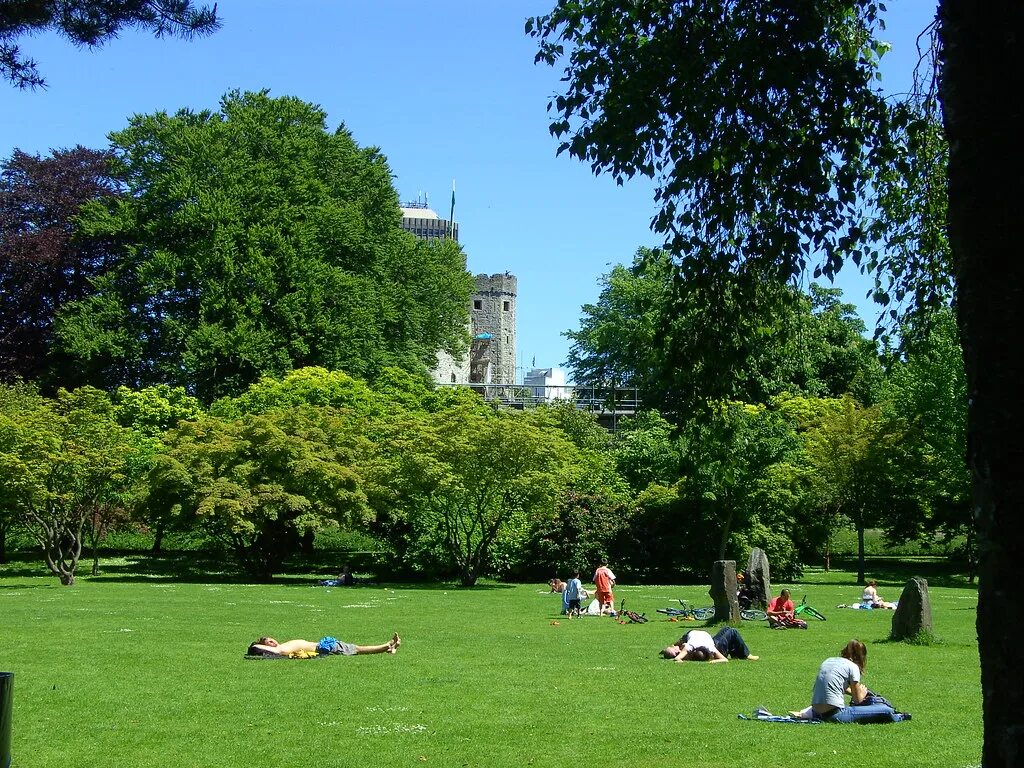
<box><xmin>861</xmin><ymin>580</ymin><xmax>897</xmax><ymax>609</ymax></box>
<box><xmin>766</xmin><ymin>588</ymin><xmax>805</xmax><ymax>628</ymax></box>
<box><xmin>247</xmin><ymin>633</ymin><xmax>400</xmax><ymax>658</ymax></box>
<box><xmin>788</xmin><ymin>639</ymin><xmax>904</xmax><ymax>722</ymax></box>
<box><xmin>661</xmin><ymin>627</ymin><xmax>759</xmax><ymax>663</ymax></box>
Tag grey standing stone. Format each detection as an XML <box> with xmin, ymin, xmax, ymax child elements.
<box><xmin>710</xmin><ymin>560</ymin><xmax>740</xmax><ymax>622</ymax></box>
<box><xmin>746</xmin><ymin>548</ymin><xmax>771</xmax><ymax>610</ymax></box>
<box><xmin>891</xmin><ymin>577</ymin><xmax>933</xmax><ymax>640</ymax></box>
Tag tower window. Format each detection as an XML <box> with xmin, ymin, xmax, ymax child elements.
<box><xmin>503</xmin><ymin>301</ymin><xmax>510</xmax><ymax>311</ymax></box>
<box><xmin>473</xmin><ymin>300</ymin><xmax>482</xmax><ymax>310</ymax></box>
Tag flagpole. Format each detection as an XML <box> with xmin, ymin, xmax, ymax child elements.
<box><xmin>449</xmin><ymin>180</ymin><xmax>456</xmax><ymax>241</ymax></box>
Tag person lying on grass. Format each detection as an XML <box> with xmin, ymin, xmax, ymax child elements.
<box><xmin>247</xmin><ymin>633</ymin><xmax>401</xmax><ymax>657</ymax></box>
<box><xmin>661</xmin><ymin>627</ymin><xmax>759</xmax><ymax>663</ymax></box>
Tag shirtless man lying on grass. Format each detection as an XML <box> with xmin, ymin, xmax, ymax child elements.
<box><xmin>248</xmin><ymin>633</ymin><xmax>401</xmax><ymax>657</ymax></box>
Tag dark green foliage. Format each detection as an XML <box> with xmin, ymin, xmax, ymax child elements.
<box><xmin>566</xmin><ymin>248</ymin><xmax>882</xmax><ymax>412</ymax></box>
<box><xmin>0</xmin><ymin>146</ymin><xmax>122</xmax><ymax>389</ymax></box>
<box><xmin>56</xmin><ymin>91</ymin><xmax>472</xmax><ymax>401</ymax></box>
<box><xmin>1</xmin><ymin>0</ymin><xmax>220</xmax><ymax>88</ymax></box>
<box><xmin>513</xmin><ymin>488</ymin><xmax>634</xmax><ymax>581</ymax></box>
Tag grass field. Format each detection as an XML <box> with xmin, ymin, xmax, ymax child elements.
<box><xmin>0</xmin><ymin>562</ymin><xmax>981</xmax><ymax>768</ymax></box>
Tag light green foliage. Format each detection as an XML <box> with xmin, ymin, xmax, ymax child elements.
<box><xmin>210</xmin><ymin>366</ymin><xmax>384</xmax><ymax>419</ymax></box>
<box><xmin>781</xmin><ymin>394</ymin><xmax>901</xmax><ymax>577</ymax></box>
<box><xmin>147</xmin><ymin>406</ymin><xmax>375</xmax><ymax>578</ymax></box>
<box><xmin>681</xmin><ymin>402</ymin><xmax>800</xmax><ymax>562</ymax></box>
<box><xmin>387</xmin><ymin>406</ymin><xmax>579</xmax><ymax>586</ymax></box>
<box><xmin>611</xmin><ymin>410</ymin><xmax>682</xmax><ymax>492</ymax></box>
<box><xmin>56</xmin><ymin>90</ymin><xmax>472</xmax><ymax>401</ymax></box>
<box><xmin>880</xmin><ymin>308</ymin><xmax>971</xmax><ymax>565</ymax></box>
<box><xmin>0</xmin><ymin>384</ymin><xmax>146</xmax><ymax>584</ymax></box>
<box><xmin>112</xmin><ymin>384</ymin><xmax>204</xmax><ymax>436</ymax></box>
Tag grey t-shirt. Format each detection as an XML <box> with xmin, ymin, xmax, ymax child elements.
<box><xmin>812</xmin><ymin>657</ymin><xmax>860</xmax><ymax>709</ymax></box>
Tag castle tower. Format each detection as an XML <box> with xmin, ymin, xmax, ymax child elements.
<box><xmin>469</xmin><ymin>273</ymin><xmax>517</xmax><ymax>386</ymax></box>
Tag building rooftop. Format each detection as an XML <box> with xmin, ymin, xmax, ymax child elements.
<box><xmin>400</xmin><ymin>206</ymin><xmax>440</xmax><ymax>220</ymax></box>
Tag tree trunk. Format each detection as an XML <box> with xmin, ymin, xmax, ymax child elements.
<box><xmin>0</xmin><ymin>520</ymin><xmax>6</xmax><ymax>564</ymax></box>
<box><xmin>717</xmin><ymin>505</ymin><xmax>734</xmax><ymax>561</ymax></box>
<box><xmin>940</xmin><ymin>3</ymin><xmax>1024</xmax><ymax>765</ymax></box>
<box><xmin>151</xmin><ymin>521</ymin><xmax>165</xmax><ymax>553</ymax></box>
<box><xmin>857</xmin><ymin>524</ymin><xmax>866</xmax><ymax>585</ymax></box>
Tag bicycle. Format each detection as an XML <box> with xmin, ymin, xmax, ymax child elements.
<box><xmin>657</xmin><ymin>600</ymin><xmax>767</xmax><ymax>622</ymax></box>
<box><xmin>794</xmin><ymin>595</ymin><xmax>827</xmax><ymax>621</ymax></box>
<box><xmin>656</xmin><ymin>600</ymin><xmax>715</xmax><ymax>621</ymax></box>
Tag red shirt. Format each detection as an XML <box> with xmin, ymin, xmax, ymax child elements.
<box><xmin>594</xmin><ymin>566</ymin><xmax>615</xmax><ymax>593</ymax></box>
<box><xmin>769</xmin><ymin>596</ymin><xmax>794</xmax><ymax>614</ymax></box>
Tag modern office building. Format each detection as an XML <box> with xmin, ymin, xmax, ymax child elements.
<box><xmin>400</xmin><ymin>202</ymin><xmax>458</xmax><ymax>241</ymax></box>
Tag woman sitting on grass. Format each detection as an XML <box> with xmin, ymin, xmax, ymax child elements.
<box><xmin>248</xmin><ymin>633</ymin><xmax>400</xmax><ymax>658</ymax></box>
<box><xmin>789</xmin><ymin>640</ymin><xmax>905</xmax><ymax>722</ymax></box>
<box><xmin>861</xmin><ymin>580</ymin><xmax>897</xmax><ymax>609</ymax></box>
<box><xmin>661</xmin><ymin>627</ymin><xmax>759</xmax><ymax>662</ymax></box>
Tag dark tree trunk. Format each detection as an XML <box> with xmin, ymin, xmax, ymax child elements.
<box><xmin>151</xmin><ymin>521</ymin><xmax>165</xmax><ymax>553</ymax></box>
<box><xmin>857</xmin><ymin>525</ymin><xmax>866</xmax><ymax>585</ymax></box>
<box><xmin>940</xmin><ymin>2</ymin><xmax>1024</xmax><ymax>765</ymax></box>
<box><xmin>0</xmin><ymin>520</ymin><xmax>6</xmax><ymax>564</ymax></box>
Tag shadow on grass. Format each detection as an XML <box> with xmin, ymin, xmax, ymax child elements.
<box><xmin>6</xmin><ymin>550</ymin><xmax>516</xmax><ymax>590</ymax></box>
<box><xmin>800</xmin><ymin>556</ymin><xmax>976</xmax><ymax>590</ymax></box>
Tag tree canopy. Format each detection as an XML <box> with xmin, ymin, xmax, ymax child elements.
<box><xmin>566</xmin><ymin>247</ymin><xmax>881</xmax><ymax>411</ymax></box>
<box><xmin>0</xmin><ymin>146</ymin><xmax>122</xmax><ymax>387</ymax></box>
<box><xmin>1</xmin><ymin>0</ymin><xmax>220</xmax><ymax>88</ymax></box>
<box><xmin>55</xmin><ymin>90</ymin><xmax>473</xmax><ymax>401</ymax></box>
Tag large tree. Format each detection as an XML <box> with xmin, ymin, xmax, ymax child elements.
<box><xmin>57</xmin><ymin>90</ymin><xmax>472</xmax><ymax>401</ymax></box>
<box><xmin>146</xmin><ymin>405</ymin><xmax>376</xmax><ymax>579</ymax></box>
<box><xmin>0</xmin><ymin>384</ymin><xmax>145</xmax><ymax>585</ymax></box>
<box><xmin>0</xmin><ymin>146</ymin><xmax>121</xmax><ymax>387</ymax></box>
<box><xmin>1</xmin><ymin>0</ymin><xmax>219</xmax><ymax>88</ymax></box>
<box><xmin>566</xmin><ymin>248</ymin><xmax>880</xmax><ymax>411</ymax></box>
<box><xmin>530</xmin><ymin>1</ymin><xmax>1021</xmax><ymax>762</ymax></box>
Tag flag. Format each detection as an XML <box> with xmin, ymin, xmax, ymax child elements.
<box><xmin>449</xmin><ymin>180</ymin><xmax>456</xmax><ymax>240</ymax></box>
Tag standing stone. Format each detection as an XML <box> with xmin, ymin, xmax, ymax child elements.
<box><xmin>710</xmin><ymin>560</ymin><xmax>740</xmax><ymax>622</ymax></box>
<box><xmin>746</xmin><ymin>548</ymin><xmax>771</xmax><ymax>610</ymax></box>
<box><xmin>891</xmin><ymin>577</ymin><xmax>934</xmax><ymax>640</ymax></box>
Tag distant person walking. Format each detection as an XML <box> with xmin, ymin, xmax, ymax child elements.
<box><xmin>593</xmin><ymin>557</ymin><xmax>616</xmax><ymax>615</ymax></box>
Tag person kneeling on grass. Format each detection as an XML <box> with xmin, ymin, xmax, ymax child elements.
<box><xmin>247</xmin><ymin>633</ymin><xmax>400</xmax><ymax>658</ymax></box>
<box><xmin>661</xmin><ymin>627</ymin><xmax>759</xmax><ymax>663</ymax></box>
<box><xmin>788</xmin><ymin>639</ymin><xmax>907</xmax><ymax>723</ymax></box>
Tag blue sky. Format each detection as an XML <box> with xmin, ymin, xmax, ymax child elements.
<box><xmin>1</xmin><ymin>1</ymin><xmax>938</xmax><ymax>382</ymax></box>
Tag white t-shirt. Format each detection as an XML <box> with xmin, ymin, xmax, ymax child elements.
<box><xmin>682</xmin><ymin>630</ymin><xmax>716</xmax><ymax>654</ymax></box>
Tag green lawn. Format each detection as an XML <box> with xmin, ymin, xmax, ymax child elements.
<box><xmin>0</xmin><ymin>563</ymin><xmax>981</xmax><ymax>768</ymax></box>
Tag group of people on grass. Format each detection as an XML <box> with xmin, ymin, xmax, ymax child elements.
<box><xmin>553</xmin><ymin>557</ymin><xmax>617</xmax><ymax>617</ymax></box>
<box><xmin>657</xmin><ymin>581</ymin><xmax>907</xmax><ymax>723</ymax></box>
<box><xmin>247</xmin><ymin>565</ymin><xmax>908</xmax><ymax>723</ymax></box>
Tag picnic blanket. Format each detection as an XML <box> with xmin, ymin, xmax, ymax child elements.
<box><xmin>738</xmin><ymin>707</ymin><xmax>821</xmax><ymax>724</ymax></box>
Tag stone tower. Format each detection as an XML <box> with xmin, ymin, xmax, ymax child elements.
<box><xmin>469</xmin><ymin>273</ymin><xmax>517</xmax><ymax>386</ymax></box>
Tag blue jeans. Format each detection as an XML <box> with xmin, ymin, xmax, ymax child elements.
<box><xmin>712</xmin><ymin>627</ymin><xmax>752</xmax><ymax>659</ymax></box>
<box><xmin>818</xmin><ymin>703</ymin><xmax>905</xmax><ymax>723</ymax></box>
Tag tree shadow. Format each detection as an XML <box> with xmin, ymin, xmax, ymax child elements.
<box><xmin>799</xmin><ymin>557</ymin><xmax>976</xmax><ymax>590</ymax></box>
